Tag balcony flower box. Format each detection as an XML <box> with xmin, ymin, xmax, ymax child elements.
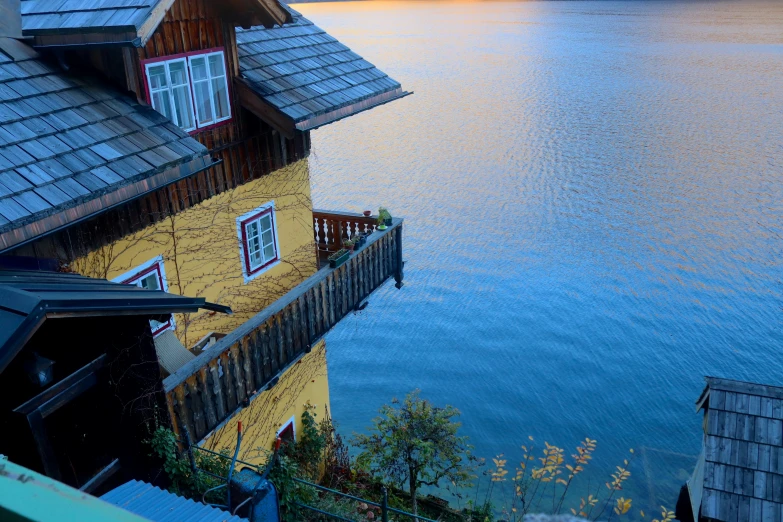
<box><xmin>328</xmin><ymin>249</ymin><xmax>350</xmax><ymax>268</ymax></box>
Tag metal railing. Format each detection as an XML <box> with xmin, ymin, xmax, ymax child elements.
<box><xmin>292</xmin><ymin>478</ymin><xmax>438</xmax><ymax>522</ymax></box>
<box><xmin>181</xmin><ymin>426</ymin><xmax>436</xmax><ymax>522</ymax></box>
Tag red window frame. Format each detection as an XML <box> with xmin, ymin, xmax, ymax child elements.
<box><xmin>277</xmin><ymin>418</ymin><xmax>295</xmax><ymax>445</ymax></box>
<box><xmin>240</xmin><ymin>206</ymin><xmax>279</xmax><ymax>277</ymax></box>
<box><xmin>120</xmin><ymin>262</ymin><xmax>173</xmax><ymax>337</ymax></box>
<box><xmin>140</xmin><ymin>47</ymin><xmax>233</xmax><ymax>135</ymax></box>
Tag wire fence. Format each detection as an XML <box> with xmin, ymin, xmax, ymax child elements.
<box><xmin>180</xmin><ymin>429</ymin><xmax>437</xmax><ymax>522</ymax></box>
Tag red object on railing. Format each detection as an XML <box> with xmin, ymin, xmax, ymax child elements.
<box><xmin>238</xmin><ymin>421</ymin><xmax>242</xmax><ymax>434</ymax></box>
<box><xmin>275</xmin><ymin>437</ymin><xmax>282</xmax><ymax>451</ymax></box>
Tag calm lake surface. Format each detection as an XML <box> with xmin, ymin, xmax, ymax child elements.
<box><xmin>294</xmin><ymin>0</ymin><xmax>783</xmax><ymax>514</ymax></box>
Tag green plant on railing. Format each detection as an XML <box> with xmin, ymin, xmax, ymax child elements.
<box><xmin>377</xmin><ymin>207</ymin><xmax>392</xmax><ymax>228</ymax></box>
<box><xmin>265</xmin><ymin>452</ymin><xmax>318</xmax><ymax>521</ymax></box>
<box><xmin>147</xmin><ymin>427</ymin><xmax>230</xmax><ymax>504</ymax></box>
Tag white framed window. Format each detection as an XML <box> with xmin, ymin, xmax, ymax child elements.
<box><xmin>143</xmin><ymin>49</ymin><xmax>232</xmax><ymax>132</ymax></box>
<box><xmin>112</xmin><ymin>256</ymin><xmax>174</xmax><ymax>337</ymax></box>
<box><xmin>145</xmin><ymin>58</ymin><xmax>196</xmax><ymax>132</ymax></box>
<box><xmin>236</xmin><ymin>202</ymin><xmax>280</xmax><ymax>283</ymax></box>
<box><xmin>188</xmin><ymin>52</ymin><xmax>231</xmax><ymax>128</ymax></box>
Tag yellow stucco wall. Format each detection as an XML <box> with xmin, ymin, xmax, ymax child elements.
<box><xmin>71</xmin><ymin>159</ymin><xmax>318</xmax><ymax>348</ymax></box>
<box><xmin>200</xmin><ymin>340</ymin><xmax>330</xmax><ymax>463</ymax></box>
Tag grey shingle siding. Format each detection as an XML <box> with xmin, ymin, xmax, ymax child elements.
<box><xmin>0</xmin><ymin>41</ymin><xmax>208</xmax><ymax>235</ymax></box>
<box><xmin>699</xmin><ymin>378</ymin><xmax>783</xmax><ymax>521</ymax></box>
<box><xmin>237</xmin><ymin>6</ymin><xmax>404</xmax><ymax>124</ymax></box>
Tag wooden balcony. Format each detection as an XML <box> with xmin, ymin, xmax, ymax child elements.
<box><xmin>162</xmin><ymin>211</ymin><xmax>403</xmax><ymax>443</ymax></box>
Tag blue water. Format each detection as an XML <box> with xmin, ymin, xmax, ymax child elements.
<box><xmin>296</xmin><ymin>0</ymin><xmax>783</xmax><ymax>514</ymax></box>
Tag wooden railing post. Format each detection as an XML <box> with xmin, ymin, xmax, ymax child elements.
<box><xmin>394</xmin><ymin>223</ymin><xmax>404</xmax><ymax>289</ymax></box>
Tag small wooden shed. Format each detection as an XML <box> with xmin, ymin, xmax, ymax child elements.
<box><xmin>0</xmin><ymin>269</ymin><xmax>228</xmax><ymax>494</ymax></box>
<box><xmin>679</xmin><ymin>377</ymin><xmax>783</xmax><ymax>522</ymax></box>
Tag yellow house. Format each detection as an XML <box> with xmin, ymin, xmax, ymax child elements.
<box><xmin>0</xmin><ymin>0</ymin><xmax>409</xmax><ymax>467</ymax></box>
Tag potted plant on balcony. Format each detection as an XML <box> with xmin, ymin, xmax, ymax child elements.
<box><xmin>343</xmin><ymin>237</ymin><xmax>356</xmax><ymax>252</ymax></box>
<box><xmin>328</xmin><ymin>248</ymin><xmax>351</xmax><ymax>268</ymax></box>
<box><xmin>377</xmin><ymin>207</ymin><xmax>392</xmax><ymax>230</ymax></box>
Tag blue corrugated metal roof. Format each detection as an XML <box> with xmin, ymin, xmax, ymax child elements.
<box><xmin>101</xmin><ymin>480</ymin><xmax>247</xmax><ymax>522</ymax></box>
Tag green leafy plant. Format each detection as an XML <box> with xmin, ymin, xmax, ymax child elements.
<box><xmin>147</xmin><ymin>427</ymin><xmax>230</xmax><ymax>504</ymax></box>
<box><xmin>284</xmin><ymin>404</ymin><xmax>327</xmax><ymax>481</ymax></box>
<box><xmin>353</xmin><ymin>389</ymin><xmax>478</xmax><ymax>518</ymax></box>
<box><xmin>377</xmin><ymin>207</ymin><xmax>392</xmax><ymax>226</ymax></box>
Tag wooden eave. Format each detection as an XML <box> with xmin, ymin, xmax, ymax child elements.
<box><xmin>0</xmin><ymin>154</ymin><xmax>218</xmax><ymax>254</ymax></box>
<box><xmin>237</xmin><ymin>77</ymin><xmax>412</xmax><ymax>138</ymax></box>
<box><xmin>294</xmin><ymin>88</ymin><xmax>412</xmax><ymax>132</ymax></box>
<box><xmin>24</xmin><ymin>0</ymin><xmax>290</xmax><ymax>49</ymax></box>
<box><xmin>235</xmin><ymin>77</ymin><xmax>297</xmax><ymax>138</ymax></box>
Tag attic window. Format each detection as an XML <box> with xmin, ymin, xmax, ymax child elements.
<box><xmin>113</xmin><ymin>256</ymin><xmax>174</xmax><ymax>337</ymax></box>
<box><xmin>142</xmin><ymin>49</ymin><xmax>232</xmax><ymax>133</ymax></box>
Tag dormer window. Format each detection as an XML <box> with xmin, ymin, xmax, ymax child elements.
<box><xmin>142</xmin><ymin>49</ymin><xmax>232</xmax><ymax>133</ymax></box>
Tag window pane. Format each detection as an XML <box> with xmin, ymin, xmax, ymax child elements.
<box><xmin>263</xmin><ymin>244</ymin><xmax>275</xmax><ymax>261</ymax></box>
<box><xmin>211</xmin><ymin>78</ymin><xmax>230</xmax><ymax>120</ymax></box>
<box><xmin>208</xmin><ymin>54</ymin><xmax>225</xmax><ymax>77</ymax></box>
<box><xmin>261</xmin><ymin>229</ymin><xmax>273</xmax><ymax>246</ymax></box>
<box><xmin>193</xmin><ymin>81</ymin><xmax>213</xmax><ymax>125</ymax></box>
<box><xmin>151</xmin><ymin>91</ymin><xmax>172</xmax><ymax>119</ymax></box>
<box><xmin>168</xmin><ymin>61</ymin><xmax>189</xmax><ymax>86</ymax></box>
<box><xmin>172</xmin><ymin>85</ymin><xmax>194</xmax><ymax>129</ymax></box>
<box><xmin>140</xmin><ymin>273</ymin><xmax>160</xmax><ymax>290</ymax></box>
<box><xmin>259</xmin><ymin>215</ymin><xmax>272</xmax><ymax>232</ymax></box>
<box><xmin>148</xmin><ymin>65</ymin><xmax>167</xmax><ymax>89</ymax></box>
<box><xmin>247</xmin><ymin>221</ymin><xmax>259</xmax><ymax>241</ymax></box>
<box><xmin>190</xmin><ymin>57</ymin><xmax>208</xmax><ymax>81</ymax></box>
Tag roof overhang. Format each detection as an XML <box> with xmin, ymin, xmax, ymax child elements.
<box><xmin>23</xmin><ymin>0</ymin><xmax>292</xmax><ymax>49</ymax></box>
<box><xmin>236</xmin><ymin>77</ymin><xmax>412</xmax><ymax>139</ymax></box>
<box><xmin>0</xmin><ymin>154</ymin><xmax>220</xmax><ymax>254</ymax></box>
<box><xmin>0</xmin><ymin>270</ymin><xmax>231</xmax><ymax>374</ymax></box>
<box><xmin>294</xmin><ymin>88</ymin><xmax>412</xmax><ymax>132</ymax></box>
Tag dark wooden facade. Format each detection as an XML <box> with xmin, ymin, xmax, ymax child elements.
<box><xmin>0</xmin><ymin>315</ymin><xmax>166</xmax><ymax>495</ymax></box>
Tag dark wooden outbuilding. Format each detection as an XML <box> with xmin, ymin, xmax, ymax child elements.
<box><xmin>0</xmin><ymin>269</ymin><xmax>228</xmax><ymax>494</ymax></box>
<box><xmin>678</xmin><ymin>377</ymin><xmax>783</xmax><ymax>522</ymax></box>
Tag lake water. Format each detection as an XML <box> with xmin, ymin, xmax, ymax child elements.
<box><xmin>294</xmin><ymin>0</ymin><xmax>783</xmax><ymax>516</ymax></box>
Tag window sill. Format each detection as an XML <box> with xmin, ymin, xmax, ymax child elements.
<box><xmin>243</xmin><ymin>258</ymin><xmax>281</xmax><ymax>285</ymax></box>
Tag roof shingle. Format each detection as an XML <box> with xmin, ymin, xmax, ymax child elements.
<box><xmin>237</xmin><ymin>6</ymin><xmax>409</xmax><ymax>131</ymax></box>
<box><xmin>698</xmin><ymin>377</ymin><xmax>783</xmax><ymax>521</ymax></box>
<box><xmin>0</xmin><ymin>38</ymin><xmax>209</xmax><ymax>242</ymax></box>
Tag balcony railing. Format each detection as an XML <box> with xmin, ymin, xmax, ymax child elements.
<box><xmin>162</xmin><ymin>211</ymin><xmax>403</xmax><ymax>443</ymax></box>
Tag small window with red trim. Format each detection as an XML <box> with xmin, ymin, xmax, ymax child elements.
<box><xmin>112</xmin><ymin>256</ymin><xmax>174</xmax><ymax>337</ymax></box>
<box><xmin>277</xmin><ymin>416</ymin><xmax>296</xmax><ymax>445</ymax></box>
<box><xmin>236</xmin><ymin>202</ymin><xmax>280</xmax><ymax>283</ymax></box>
<box><xmin>142</xmin><ymin>49</ymin><xmax>232</xmax><ymax>133</ymax></box>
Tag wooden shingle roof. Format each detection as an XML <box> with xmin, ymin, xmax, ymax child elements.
<box><xmin>0</xmin><ymin>38</ymin><xmax>213</xmax><ymax>252</ymax></box>
<box><xmin>698</xmin><ymin>377</ymin><xmax>783</xmax><ymax>521</ymax></box>
<box><xmin>236</xmin><ymin>6</ymin><xmax>410</xmax><ymax>136</ymax></box>
<box><xmin>20</xmin><ymin>0</ymin><xmax>291</xmax><ymax>47</ymax></box>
